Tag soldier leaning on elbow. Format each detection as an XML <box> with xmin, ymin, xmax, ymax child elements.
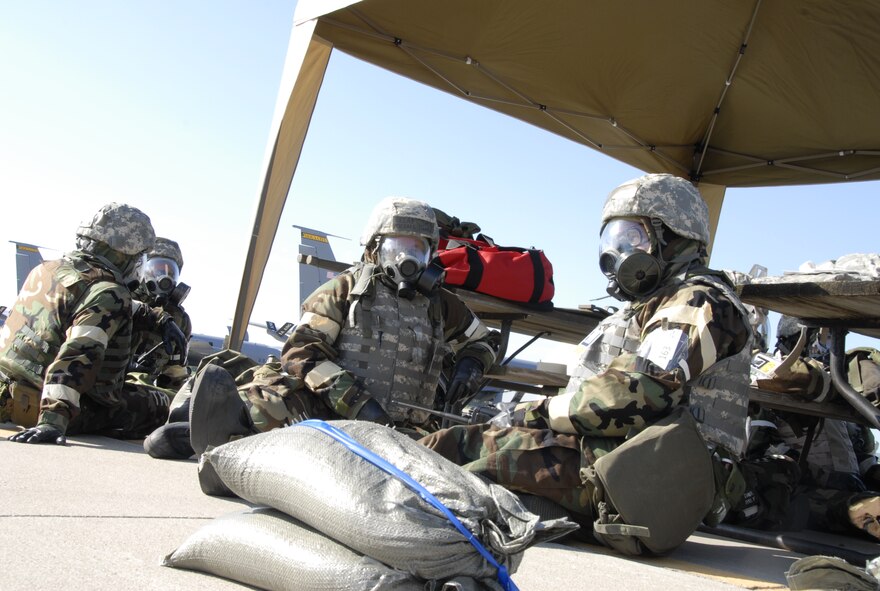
<box><xmin>1</xmin><ymin>203</ymin><xmax>186</xmax><ymax>444</ymax></box>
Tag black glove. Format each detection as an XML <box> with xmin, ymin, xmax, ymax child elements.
<box><xmin>8</xmin><ymin>423</ymin><xmax>67</xmax><ymax>445</ymax></box>
<box><xmin>161</xmin><ymin>318</ymin><xmax>187</xmax><ymax>359</ymax></box>
<box><xmin>355</xmin><ymin>398</ymin><xmax>394</xmax><ymax>426</ymax></box>
<box><xmin>445</xmin><ymin>357</ymin><xmax>485</xmax><ymax>410</ymax></box>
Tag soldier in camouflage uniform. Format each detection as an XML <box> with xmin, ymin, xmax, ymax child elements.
<box><xmin>0</xmin><ymin>203</ymin><xmax>184</xmax><ymax>444</ymax></box>
<box><xmin>151</xmin><ymin>197</ymin><xmax>499</xmax><ymax>460</ymax></box>
<box><xmin>733</xmin><ymin>315</ymin><xmax>880</xmax><ymax>540</ymax></box>
<box><xmin>129</xmin><ymin>237</ymin><xmax>192</xmax><ymax>392</ymax></box>
<box><xmin>421</xmin><ymin>174</ymin><xmax>753</xmax><ymax>555</ymax></box>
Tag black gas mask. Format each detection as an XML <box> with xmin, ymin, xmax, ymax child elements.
<box><xmin>377</xmin><ymin>235</ymin><xmax>443</xmax><ymax>298</ymax></box>
<box><xmin>140</xmin><ymin>256</ymin><xmax>181</xmax><ymax>305</ymax></box>
<box><xmin>598</xmin><ymin>219</ymin><xmax>662</xmax><ymax>301</ymax></box>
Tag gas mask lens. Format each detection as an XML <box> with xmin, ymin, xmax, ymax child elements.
<box><xmin>378</xmin><ymin>235</ymin><xmax>431</xmax><ymax>282</ymax></box>
<box><xmin>142</xmin><ymin>257</ymin><xmax>180</xmax><ymax>296</ymax></box>
<box><xmin>598</xmin><ymin>219</ymin><xmax>651</xmax><ymax>276</ymax></box>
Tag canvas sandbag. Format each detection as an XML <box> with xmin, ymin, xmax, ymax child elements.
<box><xmin>583</xmin><ymin>406</ymin><xmax>715</xmax><ymax>555</ymax></box>
<box><xmin>164</xmin><ymin>507</ymin><xmax>425</xmax><ymax>591</ymax></box>
<box><xmin>200</xmin><ymin>420</ymin><xmax>576</xmax><ymax>582</ymax></box>
<box><xmin>786</xmin><ymin>555</ymin><xmax>880</xmax><ymax>591</ymax></box>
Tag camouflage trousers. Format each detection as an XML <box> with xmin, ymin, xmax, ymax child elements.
<box><xmin>420</xmin><ymin>424</ymin><xmax>623</xmax><ymax>519</ymax></box>
<box><xmin>67</xmin><ymin>378</ymin><xmax>170</xmax><ymax>438</ymax></box>
<box><xmin>236</xmin><ymin>361</ymin><xmax>332</xmax><ymax>431</ymax></box>
<box><xmin>184</xmin><ymin>349</ymin><xmax>331</xmax><ymax>432</ymax></box>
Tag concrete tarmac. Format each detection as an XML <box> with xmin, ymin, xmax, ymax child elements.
<box><xmin>0</xmin><ymin>423</ymin><xmax>824</xmax><ymax>590</ymax></box>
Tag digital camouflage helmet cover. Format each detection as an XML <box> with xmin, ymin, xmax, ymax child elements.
<box><xmin>149</xmin><ymin>237</ymin><xmax>184</xmax><ymax>270</ymax></box>
<box><xmin>601</xmin><ymin>173</ymin><xmax>710</xmax><ymax>244</ymax></box>
<box><xmin>76</xmin><ymin>202</ymin><xmax>156</xmax><ymax>256</ymax></box>
<box><xmin>360</xmin><ymin>196</ymin><xmax>439</xmax><ymax>251</ymax></box>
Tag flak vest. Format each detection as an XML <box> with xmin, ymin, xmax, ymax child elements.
<box><xmin>565</xmin><ymin>274</ymin><xmax>752</xmax><ymax>457</ymax></box>
<box><xmin>0</xmin><ymin>253</ymin><xmax>133</xmax><ymax>404</ymax></box>
<box><xmin>778</xmin><ymin>418</ymin><xmax>859</xmax><ymax>484</ymax></box>
<box><xmin>335</xmin><ymin>264</ymin><xmax>446</xmax><ymax>425</ymax></box>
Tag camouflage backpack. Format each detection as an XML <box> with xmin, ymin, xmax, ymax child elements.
<box><xmin>847</xmin><ymin>347</ymin><xmax>880</xmax><ymax>407</ymax></box>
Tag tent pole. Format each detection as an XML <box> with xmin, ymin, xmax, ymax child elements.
<box><xmin>228</xmin><ymin>21</ymin><xmax>332</xmax><ymax>350</ymax></box>
<box><xmin>696</xmin><ymin>182</ymin><xmax>726</xmax><ymax>260</ymax></box>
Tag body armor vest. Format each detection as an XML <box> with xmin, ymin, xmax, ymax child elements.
<box><xmin>335</xmin><ymin>265</ymin><xmax>445</xmax><ymax>425</ymax></box>
<box><xmin>778</xmin><ymin>418</ymin><xmax>859</xmax><ymax>486</ymax></box>
<box><xmin>565</xmin><ymin>274</ymin><xmax>752</xmax><ymax>456</ymax></box>
<box><xmin>0</xmin><ymin>253</ymin><xmax>133</xmax><ymax>405</ymax></box>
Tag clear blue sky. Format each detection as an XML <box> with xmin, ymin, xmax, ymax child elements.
<box><xmin>1</xmin><ymin>1</ymin><xmax>877</xmax><ymax>360</ymax></box>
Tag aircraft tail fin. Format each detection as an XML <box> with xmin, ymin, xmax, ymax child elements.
<box><xmin>294</xmin><ymin>225</ymin><xmax>344</xmax><ymax>309</ymax></box>
<box><xmin>261</xmin><ymin>320</ymin><xmax>295</xmax><ymax>342</ymax></box>
<box><xmin>276</xmin><ymin>321</ymin><xmax>295</xmax><ymax>337</ymax></box>
<box><xmin>12</xmin><ymin>241</ymin><xmax>44</xmax><ymax>293</ymax></box>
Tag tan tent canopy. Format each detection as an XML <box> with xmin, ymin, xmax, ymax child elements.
<box><xmin>229</xmin><ymin>0</ymin><xmax>880</xmax><ymax>348</ymax></box>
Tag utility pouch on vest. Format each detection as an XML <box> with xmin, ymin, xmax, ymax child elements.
<box><xmin>10</xmin><ymin>380</ymin><xmax>41</xmax><ymax>428</ymax></box>
<box><xmin>703</xmin><ymin>447</ymin><xmax>747</xmax><ymax>527</ymax></box>
<box><xmin>847</xmin><ymin>347</ymin><xmax>880</xmax><ymax>406</ymax></box>
<box><xmin>583</xmin><ymin>406</ymin><xmax>715</xmax><ymax>555</ymax></box>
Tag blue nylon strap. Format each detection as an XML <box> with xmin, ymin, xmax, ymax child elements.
<box><xmin>297</xmin><ymin>419</ymin><xmax>518</xmax><ymax>591</ymax></box>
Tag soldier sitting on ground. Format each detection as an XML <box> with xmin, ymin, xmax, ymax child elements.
<box><xmin>144</xmin><ymin>197</ymin><xmax>499</xmax><ymax>461</ymax></box>
<box><xmin>730</xmin><ymin>315</ymin><xmax>880</xmax><ymax>541</ymax></box>
<box><xmin>121</xmin><ymin>237</ymin><xmax>193</xmax><ymax>445</ymax></box>
<box><xmin>0</xmin><ymin>203</ymin><xmax>185</xmax><ymax>444</ymax></box>
<box><xmin>420</xmin><ymin>173</ymin><xmax>753</xmax><ymax>556</ymax></box>
<box><xmin>129</xmin><ymin>237</ymin><xmax>192</xmax><ymax>392</ymax></box>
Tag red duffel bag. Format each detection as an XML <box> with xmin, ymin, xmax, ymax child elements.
<box><xmin>435</xmin><ymin>236</ymin><xmax>555</xmax><ymax>305</ymax></box>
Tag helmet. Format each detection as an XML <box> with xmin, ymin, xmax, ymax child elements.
<box><xmin>360</xmin><ymin>197</ymin><xmax>439</xmax><ymax>252</ymax></box>
<box><xmin>601</xmin><ymin>174</ymin><xmax>710</xmax><ymax>244</ymax></box>
<box><xmin>775</xmin><ymin>315</ymin><xmax>829</xmax><ymax>363</ymax></box>
<box><xmin>76</xmin><ymin>203</ymin><xmax>155</xmax><ymax>256</ymax></box>
<box><xmin>360</xmin><ymin>197</ymin><xmax>442</xmax><ymax>298</ymax></box>
<box><xmin>598</xmin><ymin>174</ymin><xmax>709</xmax><ymax>301</ymax></box>
<box><xmin>776</xmin><ymin>315</ymin><xmax>803</xmax><ymax>340</ymax></box>
<box><xmin>148</xmin><ymin>237</ymin><xmax>183</xmax><ymax>270</ymax></box>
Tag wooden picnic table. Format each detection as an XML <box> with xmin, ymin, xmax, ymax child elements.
<box><xmin>738</xmin><ymin>277</ymin><xmax>880</xmax><ymax>428</ymax></box>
